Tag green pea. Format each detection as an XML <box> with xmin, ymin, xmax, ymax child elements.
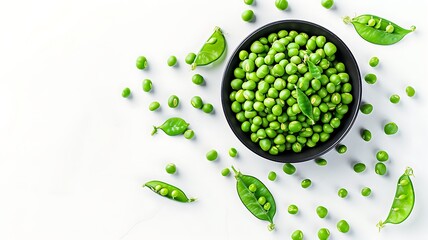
<box><xmin>336</xmin><ymin>144</ymin><xmax>347</xmax><ymax>154</ymax></box>
<box><xmin>257</xmin><ymin>196</ymin><xmax>266</xmax><ymax>205</ymax></box>
<box><xmin>375</xmin><ymin>162</ymin><xmax>387</xmax><ymax>175</ymax></box>
<box><xmin>206</xmin><ymin>149</ymin><xmax>218</xmax><ymax>161</ymax></box>
<box><xmin>316</xmin><ymin>36</ymin><xmax>326</xmax><ymax>48</ymax></box>
<box><xmin>171</xmin><ymin>189</ymin><xmax>179</xmax><ymax>198</ymax></box>
<box><xmin>367</xmin><ymin>18</ymin><xmax>376</xmax><ymax>27</ymax></box>
<box><xmin>406</xmin><ymin>86</ymin><xmax>416</xmax><ymax>97</ymax></box>
<box><xmin>292</xmin><ymin>142</ymin><xmax>302</xmax><ymax>153</ymax></box>
<box><xmin>317</xmin><ymin>228</ymin><xmax>330</xmax><ymax>240</ymax></box>
<box><xmin>142</xmin><ymin>79</ymin><xmax>152</xmax><ymax>92</ymax></box>
<box><xmin>288</xmin><ymin>204</ymin><xmax>299</xmax><ymax>214</ymax></box>
<box><xmin>288</xmin><ymin>121</ymin><xmax>302</xmax><ymax>133</ymax></box>
<box><xmin>291</xmin><ymin>230</ymin><xmax>304</xmax><ymax>240</ymax></box>
<box><xmin>122</xmin><ymin>87</ymin><xmax>131</xmax><ymax>98</ymax></box>
<box><xmin>316</xmin><ymin>206</ymin><xmax>328</xmax><ymax>218</ymax></box>
<box><xmin>324</xmin><ymin>42</ymin><xmax>337</xmax><ymax>57</ymax></box>
<box><xmin>241</xmin><ymin>10</ymin><xmax>254</xmax><ymax>22</ymax></box>
<box><xmin>338</xmin><ymin>188</ymin><xmax>348</xmax><ymax>198</ymax></box>
<box><xmin>283</xmin><ymin>163</ymin><xmax>296</xmax><ymax>175</ymax></box>
<box><xmin>202</xmin><ymin>103</ymin><xmax>214</xmax><ymax>113</ymax></box>
<box><xmin>353</xmin><ymin>163</ymin><xmax>366</xmax><ymax>173</ymax></box>
<box><xmin>165</xmin><ymin>163</ymin><xmax>176</xmax><ymax>174</ymax></box>
<box><xmin>361</xmin><ymin>187</ymin><xmax>372</xmax><ymax>197</ymax></box>
<box><xmin>341</xmin><ymin>93</ymin><xmax>353</xmax><ymax>104</ymax></box>
<box><xmin>263</xmin><ymin>202</ymin><xmax>271</xmax><ymax>211</ymax></box>
<box><xmin>229</xmin><ymin>148</ymin><xmax>238</xmax><ymax>157</ymax></box>
<box><xmin>136</xmin><ymin>56</ymin><xmax>148</xmax><ymax>70</ymax></box>
<box><xmin>242</xmin><ymin>59</ymin><xmax>255</xmax><ymax>72</ymax></box>
<box><xmin>192</xmin><ymin>74</ymin><xmax>204</xmax><ymax>85</ymax></box>
<box><xmin>275</xmin><ymin>0</ymin><xmax>288</xmax><ymax>10</ymax></box>
<box><xmin>248</xmin><ymin>183</ymin><xmax>257</xmax><ymax>192</ymax></box>
<box><xmin>384</xmin><ymin>122</ymin><xmax>398</xmax><ymax>135</ymax></box>
<box><xmin>375</xmin><ymin>150</ymin><xmax>389</xmax><ymax>162</ymax></box>
<box><xmin>185</xmin><ymin>53</ymin><xmax>196</xmax><ymax>65</ymax></box>
<box><xmin>260</xmin><ymin>139</ymin><xmax>272</xmax><ymax>151</ymax></box>
<box><xmin>315</xmin><ymin>158</ymin><xmax>327</xmax><ymax>166</ymax></box>
<box><xmin>243</xmin><ymin>0</ymin><xmax>254</xmax><ymax>5</ymax></box>
<box><xmin>330</xmin><ymin>117</ymin><xmax>341</xmax><ymax>128</ymax></box>
<box><xmin>167</xmin><ymin>55</ymin><xmax>177</xmax><ymax>67</ymax></box>
<box><xmin>159</xmin><ymin>188</ymin><xmax>169</xmax><ymax>196</ymax></box>
<box><xmin>360</xmin><ymin>103</ymin><xmax>373</xmax><ymax>114</ymax></box>
<box><xmin>321</xmin><ymin>0</ymin><xmax>334</xmax><ymax>8</ymax></box>
<box><xmin>390</xmin><ymin>94</ymin><xmax>400</xmax><ymax>104</ymax></box>
<box><xmin>268</xmin><ymin>171</ymin><xmax>277</xmax><ymax>181</ymax></box>
<box><xmin>191</xmin><ymin>96</ymin><xmax>203</xmax><ymax>109</ymax></box>
<box><xmin>337</xmin><ymin>219</ymin><xmax>350</xmax><ymax>233</ymax></box>
<box><xmin>154</xmin><ymin>184</ymin><xmax>162</xmax><ymax>192</ymax></box>
<box><xmin>184</xmin><ymin>129</ymin><xmax>194</xmax><ymax>139</ymax></box>
<box><xmin>168</xmin><ymin>95</ymin><xmax>180</xmax><ymax>108</ymax></box>
<box><xmin>364</xmin><ymin>73</ymin><xmax>377</xmax><ymax>84</ymax></box>
<box><xmin>149</xmin><ymin>101</ymin><xmax>160</xmax><ymax>111</ymax></box>
<box><xmin>361</xmin><ymin>129</ymin><xmax>372</xmax><ymax>141</ymax></box>
<box><xmin>221</xmin><ymin>168</ymin><xmax>230</xmax><ymax>176</ymax></box>
<box><xmin>369</xmin><ymin>56</ymin><xmax>379</xmax><ymax>67</ymax></box>
<box><xmin>385</xmin><ymin>24</ymin><xmax>395</xmax><ymax>33</ymax></box>
<box><xmin>301</xmin><ymin>179</ymin><xmax>312</xmax><ymax>188</ymax></box>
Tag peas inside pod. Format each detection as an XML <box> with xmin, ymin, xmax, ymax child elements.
<box><xmin>229</xmin><ymin>29</ymin><xmax>353</xmax><ymax>155</ymax></box>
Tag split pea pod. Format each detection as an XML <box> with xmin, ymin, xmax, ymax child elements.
<box><xmin>377</xmin><ymin>167</ymin><xmax>415</xmax><ymax>230</ymax></box>
<box><xmin>143</xmin><ymin>180</ymin><xmax>196</xmax><ymax>203</ymax></box>
<box><xmin>232</xmin><ymin>166</ymin><xmax>276</xmax><ymax>231</ymax></box>
<box><xmin>152</xmin><ymin>117</ymin><xmax>189</xmax><ymax>136</ymax></box>
<box><xmin>191</xmin><ymin>27</ymin><xmax>226</xmax><ymax>70</ymax></box>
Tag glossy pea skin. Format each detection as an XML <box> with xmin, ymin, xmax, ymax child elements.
<box><xmin>390</xmin><ymin>94</ymin><xmax>400</xmax><ymax>104</ymax></box>
<box><xmin>301</xmin><ymin>179</ymin><xmax>312</xmax><ymax>188</ymax></box>
<box><xmin>369</xmin><ymin>57</ymin><xmax>379</xmax><ymax>67</ymax></box>
<box><xmin>192</xmin><ymin>74</ymin><xmax>204</xmax><ymax>85</ymax></box>
<box><xmin>361</xmin><ymin>129</ymin><xmax>372</xmax><ymax>141</ymax></box>
<box><xmin>318</xmin><ymin>228</ymin><xmax>330</xmax><ymax>240</ymax></box>
<box><xmin>167</xmin><ymin>56</ymin><xmax>177</xmax><ymax>67</ymax></box>
<box><xmin>241</xmin><ymin>10</ymin><xmax>254</xmax><ymax>22</ymax></box>
<box><xmin>291</xmin><ymin>230</ymin><xmax>304</xmax><ymax>240</ymax></box>
<box><xmin>122</xmin><ymin>87</ymin><xmax>131</xmax><ymax>98</ymax></box>
<box><xmin>149</xmin><ymin>101</ymin><xmax>160</xmax><ymax>111</ymax></box>
<box><xmin>168</xmin><ymin>95</ymin><xmax>180</xmax><ymax>108</ymax></box>
<box><xmin>136</xmin><ymin>56</ymin><xmax>148</xmax><ymax>70</ymax></box>
<box><xmin>288</xmin><ymin>204</ymin><xmax>299</xmax><ymax>214</ymax></box>
<box><xmin>353</xmin><ymin>163</ymin><xmax>366</xmax><ymax>173</ymax></box>
<box><xmin>142</xmin><ymin>79</ymin><xmax>152</xmax><ymax>92</ymax></box>
<box><xmin>406</xmin><ymin>86</ymin><xmax>416</xmax><ymax>97</ymax></box>
<box><xmin>229</xmin><ymin>148</ymin><xmax>238</xmax><ymax>157</ymax></box>
<box><xmin>384</xmin><ymin>122</ymin><xmax>398</xmax><ymax>135</ymax></box>
<box><xmin>315</xmin><ymin>158</ymin><xmax>327</xmax><ymax>166</ymax></box>
<box><xmin>243</xmin><ymin>0</ymin><xmax>254</xmax><ymax>5</ymax></box>
<box><xmin>206</xmin><ymin>149</ymin><xmax>218</xmax><ymax>161</ymax></box>
<box><xmin>316</xmin><ymin>206</ymin><xmax>328</xmax><ymax>218</ymax></box>
<box><xmin>221</xmin><ymin>168</ymin><xmax>230</xmax><ymax>176</ymax></box>
<box><xmin>336</xmin><ymin>144</ymin><xmax>347</xmax><ymax>154</ymax></box>
<box><xmin>360</xmin><ymin>103</ymin><xmax>373</xmax><ymax>114</ymax></box>
<box><xmin>375</xmin><ymin>162</ymin><xmax>387</xmax><ymax>175</ymax></box>
<box><xmin>361</xmin><ymin>187</ymin><xmax>372</xmax><ymax>197</ymax></box>
<box><xmin>202</xmin><ymin>103</ymin><xmax>214</xmax><ymax>113</ymax></box>
<box><xmin>268</xmin><ymin>171</ymin><xmax>277</xmax><ymax>181</ymax></box>
<box><xmin>191</xmin><ymin>96</ymin><xmax>203</xmax><ymax>109</ymax></box>
<box><xmin>275</xmin><ymin>0</ymin><xmax>288</xmax><ymax>10</ymax></box>
<box><xmin>165</xmin><ymin>163</ymin><xmax>176</xmax><ymax>174</ymax></box>
<box><xmin>337</xmin><ymin>219</ymin><xmax>350</xmax><ymax>233</ymax></box>
<box><xmin>185</xmin><ymin>53</ymin><xmax>196</xmax><ymax>65</ymax></box>
<box><xmin>283</xmin><ymin>163</ymin><xmax>296</xmax><ymax>175</ymax></box>
<box><xmin>364</xmin><ymin>73</ymin><xmax>377</xmax><ymax>84</ymax></box>
<box><xmin>338</xmin><ymin>188</ymin><xmax>348</xmax><ymax>198</ymax></box>
<box><xmin>376</xmin><ymin>150</ymin><xmax>389</xmax><ymax>162</ymax></box>
<box><xmin>184</xmin><ymin>129</ymin><xmax>195</xmax><ymax>139</ymax></box>
<box><xmin>321</xmin><ymin>0</ymin><xmax>334</xmax><ymax>9</ymax></box>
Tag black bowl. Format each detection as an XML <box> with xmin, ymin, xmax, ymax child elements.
<box><xmin>221</xmin><ymin>20</ymin><xmax>361</xmax><ymax>163</ymax></box>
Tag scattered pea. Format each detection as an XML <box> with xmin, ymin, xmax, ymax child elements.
<box><xmin>364</xmin><ymin>73</ymin><xmax>377</xmax><ymax>84</ymax></box>
<box><xmin>315</xmin><ymin>158</ymin><xmax>328</xmax><ymax>166</ymax></box>
<box><xmin>149</xmin><ymin>101</ymin><xmax>160</xmax><ymax>111</ymax></box>
<box><xmin>206</xmin><ymin>149</ymin><xmax>218</xmax><ymax>161</ymax></box>
<box><xmin>244</xmin><ymin>0</ymin><xmax>254</xmax><ymax>5</ymax></box>
<box><xmin>321</xmin><ymin>0</ymin><xmax>334</xmax><ymax>9</ymax></box>
<box><xmin>283</xmin><ymin>163</ymin><xmax>296</xmax><ymax>175</ymax></box>
<box><xmin>336</xmin><ymin>144</ymin><xmax>347</xmax><ymax>154</ymax></box>
<box><xmin>191</xmin><ymin>96</ymin><xmax>203</xmax><ymax>109</ymax></box>
<box><xmin>317</xmin><ymin>228</ymin><xmax>330</xmax><ymax>240</ymax></box>
<box><xmin>165</xmin><ymin>163</ymin><xmax>176</xmax><ymax>174</ymax></box>
<box><xmin>221</xmin><ymin>168</ymin><xmax>230</xmax><ymax>176</ymax></box>
<box><xmin>241</xmin><ymin>10</ymin><xmax>254</xmax><ymax>22</ymax></box>
<box><xmin>185</xmin><ymin>53</ymin><xmax>196</xmax><ymax>65</ymax></box>
<box><xmin>376</xmin><ymin>150</ymin><xmax>389</xmax><ymax>162</ymax></box>
<box><xmin>301</xmin><ymin>179</ymin><xmax>312</xmax><ymax>188</ymax></box>
<box><xmin>192</xmin><ymin>74</ymin><xmax>204</xmax><ymax>85</ymax></box>
<box><xmin>353</xmin><ymin>163</ymin><xmax>366</xmax><ymax>173</ymax></box>
<box><xmin>136</xmin><ymin>56</ymin><xmax>148</xmax><ymax>70</ymax></box>
<box><xmin>168</xmin><ymin>95</ymin><xmax>180</xmax><ymax>108</ymax></box>
<box><xmin>369</xmin><ymin>56</ymin><xmax>379</xmax><ymax>67</ymax></box>
<box><xmin>316</xmin><ymin>206</ymin><xmax>328</xmax><ymax>218</ymax></box>
<box><xmin>338</xmin><ymin>188</ymin><xmax>348</xmax><ymax>198</ymax></box>
<box><xmin>268</xmin><ymin>171</ymin><xmax>277</xmax><ymax>181</ymax></box>
<box><xmin>375</xmin><ymin>162</ymin><xmax>387</xmax><ymax>175</ymax></box>
<box><xmin>167</xmin><ymin>56</ymin><xmax>177</xmax><ymax>67</ymax></box>
<box><xmin>288</xmin><ymin>204</ymin><xmax>299</xmax><ymax>214</ymax></box>
<box><xmin>360</xmin><ymin>103</ymin><xmax>373</xmax><ymax>114</ymax></box>
<box><xmin>202</xmin><ymin>103</ymin><xmax>214</xmax><ymax>113</ymax></box>
<box><xmin>291</xmin><ymin>230</ymin><xmax>304</xmax><ymax>240</ymax></box>
<box><xmin>229</xmin><ymin>148</ymin><xmax>238</xmax><ymax>157</ymax></box>
<box><xmin>406</xmin><ymin>86</ymin><xmax>416</xmax><ymax>97</ymax></box>
<box><xmin>275</xmin><ymin>0</ymin><xmax>288</xmax><ymax>10</ymax></box>
<box><xmin>361</xmin><ymin>187</ymin><xmax>372</xmax><ymax>197</ymax></box>
<box><xmin>390</xmin><ymin>94</ymin><xmax>400</xmax><ymax>104</ymax></box>
<box><xmin>184</xmin><ymin>129</ymin><xmax>195</xmax><ymax>139</ymax></box>
<box><xmin>337</xmin><ymin>219</ymin><xmax>350</xmax><ymax>233</ymax></box>
<box><xmin>361</xmin><ymin>129</ymin><xmax>372</xmax><ymax>142</ymax></box>
<box><xmin>142</xmin><ymin>79</ymin><xmax>152</xmax><ymax>92</ymax></box>
<box><xmin>384</xmin><ymin>122</ymin><xmax>398</xmax><ymax>135</ymax></box>
<box><xmin>122</xmin><ymin>87</ymin><xmax>131</xmax><ymax>98</ymax></box>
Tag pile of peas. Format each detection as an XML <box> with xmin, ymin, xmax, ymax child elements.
<box><xmin>229</xmin><ymin>30</ymin><xmax>353</xmax><ymax>155</ymax></box>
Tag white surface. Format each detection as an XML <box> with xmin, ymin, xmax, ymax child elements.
<box><xmin>1</xmin><ymin>0</ymin><xmax>428</xmax><ymax>239</ymax></box>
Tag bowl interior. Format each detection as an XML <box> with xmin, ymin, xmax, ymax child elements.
<box><xmin>221</xmin><ymin>20</ymin><xmax>362</xmax><ymax>163</ymax></box>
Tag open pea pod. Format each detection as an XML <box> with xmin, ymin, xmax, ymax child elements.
<box><xmin>144</xmin><ymin>180</ymin><xmax>196</xmax><ymax>203</ymax></box>
<box><xmin>152</xmin><ymin>117</ymin><xmax>189</xmax><ymax>136</ymax></box>
<box><xmin>231</xmin><ymin>166</ymin><xmax>276</xmax><ymax>231</ymax></box>
<box><xmin>344</xmin><ymin>14</ymin><xmax>416</xmax><ymax>45</ymax></box>
<box><xmin>191</xmin><ymin>26</ymin><xmax>226</xmax><ymax>70</ymax></box>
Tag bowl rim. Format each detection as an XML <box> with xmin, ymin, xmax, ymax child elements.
<box><xmin>221</xmin><ymin>19</ymin><xmax>362</xmax><ymax>163</ymax></box>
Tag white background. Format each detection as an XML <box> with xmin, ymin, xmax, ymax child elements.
<box><xmin>1</xmin><ymin>0</ymin><xmax>427</xmax><ymax>239</ymax></box>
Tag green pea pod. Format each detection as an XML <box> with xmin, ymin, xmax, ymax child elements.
<box><xmin>231</xmin><ymin>166</ymin><xmax>276</xmax><ymax>231</ymax></box>
<box><xmin>306</xmin><ymin>59</ymin><xmax>321</xmax><ymax>80</ymax></box>
<box><xmin>343</xmin><ymin>14</ymin><xmax>416</xmax><ymax>45</ymax></box>
<box><xmin>144</xmin><ymin>180</ymin><xmax>196</xmax><ymax>203</ymax></box>
<box><xmin>377</xmin><ymin>167</ymin><xmax>415</xmax><ymax>231</ymax></box>
<box><xmin>152</xmin><ymin>117</ymin><xmax>189</xmax><ymax>136</ymax></box>
<box><xmin>191</xmin><ymin>26</ymin><xmax>226</xmax><ymax>70</ymax></box>
<box><xmin>295</xmin><ymin>86</ymin><xmax>315</xmax><ymax>123</ymax></box>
